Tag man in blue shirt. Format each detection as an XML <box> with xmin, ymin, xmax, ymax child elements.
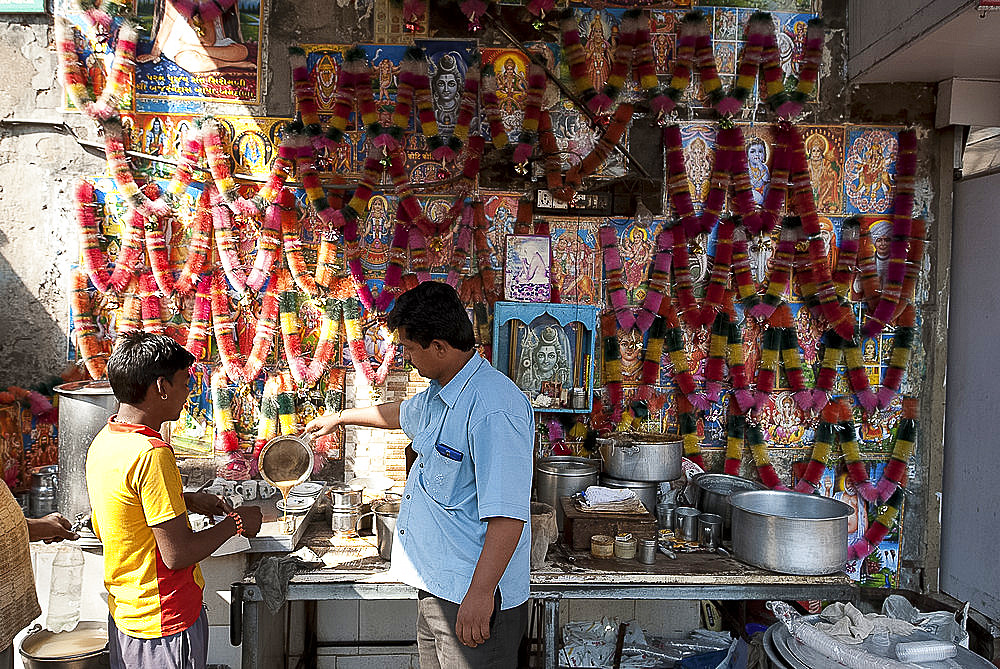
<box><xmin>305</xmin><ymin>281</ymin><xmax>534</xmax><ymax>668</ymax></box>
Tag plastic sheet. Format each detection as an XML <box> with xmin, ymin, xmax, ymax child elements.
<box><xmin>768</xmin><ymin>601</ymin><xmax>914</xmax><ymax>669</ymax></box>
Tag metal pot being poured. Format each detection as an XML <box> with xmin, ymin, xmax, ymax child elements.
<box><xmin>258</xmin><ymin>435</ymin><xmax>314</xmax><ymax>531</ymax></box>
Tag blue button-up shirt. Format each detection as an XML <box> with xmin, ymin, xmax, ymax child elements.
<box><xmin>390</xmin><ymin>353</ymin><xmax>535</xmax><ymax>609</ymax></box>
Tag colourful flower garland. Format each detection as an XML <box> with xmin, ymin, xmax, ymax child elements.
<box><xmin>715</xmin><ymin>12</ymin><xmax>769</xmax><ymax>116</ymax></box>
<box><xmin>55</xmin><ymin>16</ymin><xmax>136</xmax><ymax>121</ymax></box>
<box><xmin>70</xmin><ymin>269</ymin><xmax>109</xmax><ymax>379</ymax></box>
<box><xmin>108</xmin><ymin>184</ymin><xmax>155</xmax><ymax>292</ymax></box>
<box><xmin>75</xmin><ymin>180</ymin><xmax>112</xmax><ymax>294</ymax></box>
<box><xmin>513</xmin><ymin>62</ymin><xmax>547</xmax><ymax>166</ymax></box>
<box><xmin>863</xmin><ymin>129</ymin><xmax>918</xmax><ymax>337</ymax></box>
<box><xmin>210</xmin><ymin>270</ymin><xmax>280</xmax><ymax>385</ymax></box>
<box><xmin>185</xmin><ymin>273</ymin><xmax>213</xmax><ymax>360</ymax></box>
<box><xmin>175</xmin><ymin>186</ymin><xmax>215</xmax><ymax>295</ymax></box>
<box><xmin>246</xmin><ymin>190</ymin><xmax>283</xmax><ymax>292</ymax></box>
<box><xmin>141</xmin><ymin>184</ymin><xmax>176</xmax><ymax>297</ymax></box>
<box><xmin>103</xmin><ymin>119</ymin><xmax>170</xmax><ymax>217</ymax></box>
<box><xmin>481</xmin><ymin>64</ymin><xmax>510</xmax><ymax>149</ymax></box>
<box><xmin>279</xmin><ymin>188</ymin><xmax>320</xmax><ymax>298</ymax></box>
<box><xmin>202</xmin><ymin>116</ymin><xmax>241</xmax><ymax>205</ymax></box>
<box><xmin>749</xmin><ymin>218</ymin><xmax>798</xmax><ymax>321</ymax></box>
<box><xmin>599</xmin><ymin>224</ymin><xmax>673</xmax><ymax>335</ymax></box>
<box><xmin>774</xmin><ymin>19</ymin><xmax>824</xmax><ymax>120</ymax></box>
<box><xmin>164</xmin><ymin>126</ymin><xmax>204</xmax><ymax>207</ymax></box>
<box><xmin>343</xmin><ymin>297</ymin><xmax>397</xmax><ymax>388</ymax></box>
<box><xmin>848</xmin><ymin>487</ymin><xmax>904</xmax><ymax>561</ymax></box>
<box><xmin>211</xmin><ymin>193</ymin><xmax>248</xmax><ymax>294</ymax></box>
<box><xmin>278</xmin><ymin>278</ymin><xmax>342</xmax><ymax>389</ymax></box>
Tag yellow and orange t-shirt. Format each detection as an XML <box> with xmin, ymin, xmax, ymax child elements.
<box><xmin>85</xmin><ymin>418</ymin><xmax>205</xmax><ymax>639</ymax></box>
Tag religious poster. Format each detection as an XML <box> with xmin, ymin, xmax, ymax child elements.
<box><xmin>504</xmin><ymin>234</ymin><xmax>551</xmax><ymax>302</ymax></box>
<box><xmin>133</xmin><ymin>0</ymin><xmax>266</xmax><ymax>112</ymax></box>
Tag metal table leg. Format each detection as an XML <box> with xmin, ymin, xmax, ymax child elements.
<box><xmin>543</xmin><ymin>595</ymin><xmax>560</xmax><ymax>669</ymax></box>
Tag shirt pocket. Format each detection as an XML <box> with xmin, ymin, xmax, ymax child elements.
<box><xmin>420</xmin><ymin>449</ymin><xmax>468</xmax><ymax>509</ymax></box>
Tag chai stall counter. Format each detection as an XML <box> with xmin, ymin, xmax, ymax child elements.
<box><xmin>230</xmin><ymin>511</ymin><xmax>857</xmax><ymax>669</ymax></box>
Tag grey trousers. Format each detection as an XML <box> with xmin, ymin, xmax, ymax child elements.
<box><xmin>0</xmin><ymin>643</ymin><xmax>12</xmax><ymax>669</ymax></box>
<box><xmin>416</xmin><ymin>590</ymin><xmax>527</xmax><ymax>669</ymax></box>
<box><xmin>109</xmin><ymin>608</ymin><xmax>208</xmax><ymax>669</ymax></box>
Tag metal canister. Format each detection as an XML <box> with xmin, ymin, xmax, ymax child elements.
<box><xmin>29</xmin><ymin>465</ymin><xmax>58</xmax><ymax>518</ymax></box>
<box><xmin>613</xmin><ymin>534</ymin><xmax>637</xmax><ymax>559</ymax></box>
<box><xmin>638</xmin><ymin>538</ymin><xmax>658</xmax><ymax>564</ymax></box>
<box><xmin>570</xmin><ymin>388</ymin><xmax>587</xmax><ymax>409</ymax></box>
<box><xmin>330</xmin><ymin>504</ymin><xmax>361</xmax><ymax>535</ymax></box>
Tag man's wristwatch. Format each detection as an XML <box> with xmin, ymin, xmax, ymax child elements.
<box><xmin>227</xmin><ymin>511</ymin><xmax>244</xmax><ymax>536</ymax></box>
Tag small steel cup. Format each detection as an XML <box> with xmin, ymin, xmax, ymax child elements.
<box><xmin>698</xmin><ymin>513</ymin><xmax>723</xmax><ymax>550</ymax></box>
<box><xmin>674</xmin><ymin>506</ymin><xmax>700</xmax><ymax>541</ymax></box>
<box><xmin>656</xmin><ymin>502</ymin><xmax>675</xmax><ymax>530</ymax></box>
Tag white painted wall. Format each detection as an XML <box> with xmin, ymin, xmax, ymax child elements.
<box><xmin>940</xmin><ymin>171</ymin><xmax>1000</xmax><ymax>621</ymax></box>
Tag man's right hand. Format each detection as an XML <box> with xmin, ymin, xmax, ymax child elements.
<box><xmin>304</xmin><ymin>412</ymin><xmax>342</xmax><ymax>438</ymax></box>
<box><xmin>235</xmin><ymin>506</ymin><xmax>263</xmax><ymax>537</ymax></box>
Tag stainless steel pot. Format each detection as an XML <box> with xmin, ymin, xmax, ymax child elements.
<box><xmin>327</xmin><ymin>482</ymin><xmax>363</xmax><ymax>508</ymax></box>
<box><xmin>20</xmin><ymin>621</ymin><xmax>110</xmax><ymax>668</ymax></box>
<box><xmin>534</xmin><ymin>456</ymin><xmax>599</xmax><ymax>531</ymax></box>
<box><xmin>356</xmin><ymin>498</ymin><xmax>400</xmax><ymax>561</ymax></box>
<box><xmin>600</xmin><ymin>476</ymin><xmax>659</xmax><ymax>515</ymax></box>
<box><xmin>729</xmin><ymin>490</ymin><xmax>853</xmax><ymax>575</ymax></box>
<box><xmin>597</xmin><ymin>433</ymin><xmax>682</xmax><ymax>482</ymax></box>
<box><xmin>684</xmin><ymin>473</ymin><xmax>766</xmax><ymax>536</ymax></box>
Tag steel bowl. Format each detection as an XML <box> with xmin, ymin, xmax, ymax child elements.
<box><xmin>730</xmin><ymin>490</ymin><xmax>852</xmax><ymax>575</ymax></box>
<box><xmin>684</xmin><ymin>473</ymin><xmax>766</xmax><ymax>535</ymax></box>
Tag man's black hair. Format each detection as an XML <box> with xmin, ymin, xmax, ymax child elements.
<box><xmin>107</xmin><ymin>331</ymin><xmax>195</xmax><ymax>404</ymax></box>
<box><xmin>387</xmin><ymin>281</ymin><xmax>475</xmax><ymax>351</ymax></box>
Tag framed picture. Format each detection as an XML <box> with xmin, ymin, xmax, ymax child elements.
<box><xmin>504</xmin><ymin>234</ymin><xmax>552</xmax><ymax>302</ymax></box>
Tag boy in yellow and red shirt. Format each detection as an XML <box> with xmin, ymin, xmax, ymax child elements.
<box><xmin>87</xmin><ymin>332</ymin><xmax>262</xmax><ymax>668</ymax></box>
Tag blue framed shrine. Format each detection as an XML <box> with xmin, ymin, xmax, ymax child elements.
<box><xmin>492</xmin><ymin>302</ymin><xmax>600</xmax><ymax>413</ymax></box>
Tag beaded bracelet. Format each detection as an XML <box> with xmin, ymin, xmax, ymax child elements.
<box><xmin>227</xmin><ymin>511</ymin><xmax>245</xmax><ymax>536</ymax></box>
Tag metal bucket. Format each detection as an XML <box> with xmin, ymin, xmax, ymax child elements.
<box><xmin>55</xmin><ymin>381</ymin><xmax>118</xmax><ymax>523</ymax></box>
<box><xmin>600</xmin><ymin>475</ymin><xmax>659</xmax><ymax>515</ymax></box>
<box><xmin>597</xmin><ymin>433</ymin><xmax>682</xmax><ymax>482</ymax></box>
<box><xmin>534</xmin><ymin>456</ymin><xmax>599</xmax><ymax>531</ymax></box>
<box><xmin>357</xmin><ymin>498</ymin><xmax>400</xmax><ymax>561</ymax></box>
<box><xmin>730</xmin><ymin>490</ymin><xmax>853</xmax><ymax>575</ymax></box>
<box><xmin>684</xmin><ymin>473</ymin><xmax>766</xmax><ymax>536</ymax></box>
<box><xmin>20</xmin><ymin>621</ymin><xmax>110</xmax><ymax>668</ymax></box>
<box><xmin>327</xmin><ymin>482</ymin><xmax>363</xmax><ymax>508</ymax></box>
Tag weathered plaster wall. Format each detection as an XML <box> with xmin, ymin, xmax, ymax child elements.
<box><xmin>0</xmin><ymin>17</ymin><xmax>105</xmax><ymax>386</ymax></box>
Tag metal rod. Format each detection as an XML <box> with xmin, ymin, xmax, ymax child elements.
<box><xmin>485</xmin><ymin>12</ymin><xmax>653</xmax><ymax>181</ymax></box>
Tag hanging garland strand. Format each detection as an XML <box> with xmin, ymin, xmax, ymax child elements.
<box><xmin>873</xmin><ymin>396</ymin><xmax>918</xmax><ymax>502</ymax></box>
<box><xmin>278</xmin><ymin>280</ymin><xmax>343</xmax><ymax>389</ymax></box>
<box><xmin>175</xmin><ymin>186</ymin><xmax>216</xmax><ymax>295</ymax></box>
<box><xmin>513</xmin><ymin>62</ymin><xmax>546</xmax><ymax>166</ymax></box>
<box><xmin>848</xmin><ymin>487</ymin><xmax>904</xmax><ymax>561</ymax></box>
<box><xmin>75</xmin><ymin>180</ymin><xmax>112</xmax><ymax>294</ymax></box>
<box><xmin>863</xmin><ymin>128</ymin><xmax>918</xmax><ymax>337</ymax></box>
<box><xmin>185</xmin><ymin>273</ymin><xmax>213</xmax><ymax>360</ymax></box>
<box><xmin>70</xmin><ymin>270</ymin><xmax>109</xmax><ymax>379</ymax></box>
<box><xmin>210</xmin><ymin>270</ymin><xmax>280</xmax><ymax>385</ymax></box>
<box><xmin>55</xmin><ymin>16</ymin><xmax>137</xmax><ymax>121</ymax></box>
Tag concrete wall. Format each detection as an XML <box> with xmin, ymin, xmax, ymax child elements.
<box><xmin>940</xmin><ymin>171</ymin><xmax>1000</xmax><ymax>621</ymax></box>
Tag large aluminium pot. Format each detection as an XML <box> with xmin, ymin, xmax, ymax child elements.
<box><xmin>684</xmin><ymin>473</ymin><xmax>766</xmax><ymax>535</ymax></box>
<box><xmin>54</xmin><ymin>381</ymin><xmax>118</xmax><ymax>523</ymax></box>
<box><xmin>729</xmin><ymin>490</ymin><xmax>853</xmax><ymax>575</ymax></box>
<box><xmin>534</xmin><ymin>456</ymin><xmax>599</xmax><ymax>531</ymax></box>
<box><xmin>20</xmin><ymin>621</ymin><xmax>110</xmax><ymax>668</ymax></box>
<box><xmin>597</xmin><ymin>432</ymin><xmax>682</xmax><ymax>482</ymax></box>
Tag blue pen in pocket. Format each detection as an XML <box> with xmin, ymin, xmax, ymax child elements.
<box><xmin>435</xmin><ymin>443</ymin><xmax>463</xmax><ymax>462</ymax></box>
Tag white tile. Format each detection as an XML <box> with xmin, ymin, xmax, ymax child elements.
<box><xmin>358</xmin><ymin>599</ymin><xmax>416</xmax><ymax>640</ymax></box>
<box><xmin>317</xmin><ymin>600</ymin><xmax>360</xmax><ymax>642</ymax></box>
<box><xmin>336</xmin><ymin>654</ymin><xmax>414</xmax><ymax>669</ymax></box>
<box><xmin>208</xmin><ymin>623</ymin><xmax>242</xmax><ymax>669</ymax></box>
<box><xmin>200</xmin><ymin>554</ymin><xmax>247</xmax><ymax>626</ymax></box>
<box><xmin>317</xmin><ymin>646</ymin><xmax>360</xmax><ymax>656</ymax></box>
<box><xmin>634</xmin><ymin>600</ymin><xmax>701</xmax><ymax>639</ymax></box>
<box><xmin>358</xmin><ymin>645</ymin><xmax>418</xmax><ymax>655</ymax></box>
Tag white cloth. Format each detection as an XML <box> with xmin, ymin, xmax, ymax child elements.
<box><xmin>583</xmin><ymin>486</ymin><xmax>637</xmax><ymax>505</ymax></box>
<box><xmin>814</xmin><ymin>602</ymin><xmax>916</xmax><ymax>644</ymax></box>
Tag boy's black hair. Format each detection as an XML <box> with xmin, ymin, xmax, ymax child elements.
<box><xmin>107</xmin><ymin>331</ymin><xmax>195</xmax><ymax>404</ymax></box>
<box><xmin>387</xmin><ymin>281</ymin><xmax>475</xmax><ymax>351</ymax></box>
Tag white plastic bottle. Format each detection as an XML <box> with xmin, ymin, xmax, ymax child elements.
<box><xmin>46</xmin><ymin>545</ymin><xmax>84</xmax><ymax>633</ymax></box>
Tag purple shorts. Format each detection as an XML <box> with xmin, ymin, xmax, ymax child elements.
<box><xmin>108</xmin><ymin>608</ymin><xmax>208</xmax><ymax>669</ymax></box>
